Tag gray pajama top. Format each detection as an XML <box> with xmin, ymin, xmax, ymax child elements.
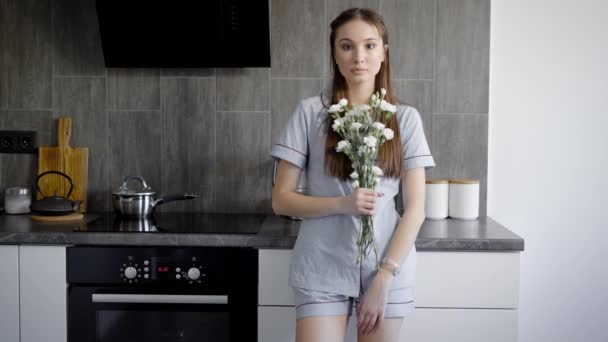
<box><xmin>270</xmin><ymin>89</ymin><xmax>436</xmax><ymax>298</ymax></box>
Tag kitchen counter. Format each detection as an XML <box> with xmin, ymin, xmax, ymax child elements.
<box><xmin>0</xmin><ymin>213</ymin><xmax>524</xmax><ymax>251</ymax></box>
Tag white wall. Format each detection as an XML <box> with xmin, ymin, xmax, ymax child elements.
<box><xmin>488</xmin><ymin>1</ymin><xmax>608</xmax><ymax>341</ymax></box>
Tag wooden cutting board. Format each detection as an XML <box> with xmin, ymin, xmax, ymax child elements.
<box><xmin>37</xmin><ymin>117</ymin><xmax>89</xmax><ymax>213</ymax></box>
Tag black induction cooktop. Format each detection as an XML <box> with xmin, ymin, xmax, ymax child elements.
<box><xmin>74</xmin><ymin>213</ymin><xmax>266</xmax><ymax>234</ymax></box>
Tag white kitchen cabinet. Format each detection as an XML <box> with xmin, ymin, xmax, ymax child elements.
<box><xmin>0</xmin><ymin>246</ymin><xmax>20</xmax><ymax>342</ymax></box>
<box><xmin>19</xmin><ymin>245</ymin><xmax>67</xmax><ymax>342</ymax></box>
<box><xmin>400</xmin><ymin>308</ymin><xmax>518</xmax><ymax>342</ymax></box>
<box><xmin>258</xmin><ymin>249</ymin><xmax>520</xmax><ymax>342</ymax></box>
<box><xmin>258</xmin><ymin>307</ymin><xmax>296</xmax><ymax>342</ymax></box>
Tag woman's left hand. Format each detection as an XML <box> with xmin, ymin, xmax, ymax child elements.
<box><xmin>357</xmin><ymin>269</ymin><xmax>393</xmax><ymax>335</ymax></box>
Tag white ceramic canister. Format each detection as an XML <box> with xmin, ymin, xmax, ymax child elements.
<box><xmin>4</xmin><ymin>187</ymin><xmax>31</xmax><ymax>214</ymax></box>
<box><xmin>425</xmin><ymin>179</ymin><xmax>449</xmax><ymax>219</ymax></box>
<box><xmin>448</xmin><ymin>179</ymin><xmax>480</xmax><ymax>220</ymax></box>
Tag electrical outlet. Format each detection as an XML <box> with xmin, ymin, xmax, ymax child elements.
<box><xmin>0</xmin><ymin>130</ymin><xmax>38</xmax><ymax>154</ymax></box>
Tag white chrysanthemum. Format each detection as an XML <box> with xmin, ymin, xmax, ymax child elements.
<box><xmin>336</xmin><ymin>140</ymin><xmax>350</xmax><ymax>152</ymax></box>
<box><xmin>359</xmin><ymin>104</ymin><xmax>371</xmax><ymax>111</ymax></box>
<box><xmin>372</xmin><ymin>122</ymin><xmax>385</xmax><ymax>130</ymax></box>
<box><xmin>371</xmin><ymin>94</ymin><xmax>377</xmax><ymax>102</ymax></box>
<box><xmin>363</xmin><ymin>136</ymin><xmax>377</xmax><ymax>148</ymax></box>
<box><xmin>350</xmin><ymin>171</ymin><xmax>359</xmax><ymax>179</ymax></box>
<box><xmin>345</xmin><ymin>108</ymin><xmax>363</xmax><ymax>117</ymax></box>
<box><xmin>338</xmin><ymin>98</ymin><xmax>348</xmax><ymax>106</ymax></box>
<box><xmin>371</xmin><ymin>166</ymin><xmax>384</xmax><ymax>176</ymax></box>
<box><xmin>379</xmin><ymin>100</ymin><xmax>396</xmax><ymax>112</ymax></box>
<box><xmin>332</xmin><ymin>118</ymin><xmax>343</xmax><ymax>131</ymax></box>
<box><xmin>350</xmin><ymin>122</ymin><xmax>363</xmax><ymax>130</ymax></box>
<box><xmin>352</xmin><ymin>180</ymin><xmax>359</xmax><ymax>188</ymax></box>
<box><xmin>381</xmin><ymin>88</ymin><xmax>387</xmax><ymax>96</ymax></box>
<box><xmin>383</xmin><ymin>128</ymin><xmax>394</xmax><ymax>140</ymax></box>
<box><xmin>328</xmin><ymin>104</ymin><xmax>342</xmax><ymax>113</ymax></box>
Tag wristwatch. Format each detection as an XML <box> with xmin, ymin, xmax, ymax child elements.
<box><xmin>380</xmin><ymin>257</ymin><xmax>401</xmax><ymax>276</ymax></box>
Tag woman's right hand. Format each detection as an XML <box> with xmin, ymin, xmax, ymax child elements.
<box><xmin>341</xmin><ymin>188</ymin><xmax>384</xmax><ymax>216</ymax></box>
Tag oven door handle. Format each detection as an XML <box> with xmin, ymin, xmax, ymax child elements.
<box><xmin>91</xmin><ymin>293</ymin><xmax>228</xmax><ymax>304</ymax></box>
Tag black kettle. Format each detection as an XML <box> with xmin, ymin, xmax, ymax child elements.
<box><xmin>30</xmin><ymin>171</ymin><xmax>82</xmax><ymax>216</ymax></box>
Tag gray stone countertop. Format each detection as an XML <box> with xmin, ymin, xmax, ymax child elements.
<box><xmin>0</xmin><ymin>213</ymin><xmax>524</xmax><ymax>251</ymax></box>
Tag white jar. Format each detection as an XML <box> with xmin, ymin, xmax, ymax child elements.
<box><xmin>448</xmin><ymin>179</ymin><xmax>480</xmax><ymax>220</ymax></box>
<box><xmin>425</xmin><ymin>179</ymin><xmax>449</xmax><ymax>219</ymax></box>
<box><xmin>4</xmin><ymin>187</ymin><xmax>31</xmax><ymax>214</ymax></box>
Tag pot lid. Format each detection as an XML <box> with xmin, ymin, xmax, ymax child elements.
<box><xmin>113</xmin><ymin>176</ymin><xmax>156</xmax><ymax>196</ymax></box>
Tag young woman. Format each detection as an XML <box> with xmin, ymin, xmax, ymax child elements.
<box><xmin>271</xmin><ymin>8</ymin><xmax>435</xmax><ymax>342</ymax></box>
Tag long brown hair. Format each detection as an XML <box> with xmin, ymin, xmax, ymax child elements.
<box><xmin>323</xmin><ymin>8</ymin><xmax>403</xmax><ymax>180</ymax></box>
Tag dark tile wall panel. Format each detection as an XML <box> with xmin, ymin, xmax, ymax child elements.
<box><xmin>160</xmin><ymin>77</ymin><xmax>216</xmax><ymax>213</ymax></box>
<box><xmin>53</xmin><ymin>0</ymin><xmax>105</xmax><ymax>76</ymax></box>
<box><xmin>215</xmin><ymin>111</ymin><xmax>271</xmax><ymax>213</ymax></box>
<box><xmin>0</xmin><ymin>0</ymin><xmax>52</xmax><ymax>109</ymax></box>
<box><xmin>53</xmin><ymin>77</ymin><xmax>108</xmax><ymax>211</ymax></box>
<box><xmin>217</xmin><ymin>68</ymin><xmax>270</xmax><ymax>112</ymax></box>
<box><xmin>382</xmin><ymin>0</ymin><xmax>435</xmax><ymax>79</ymax></box>
<box><xmin>271</xmin><ymin>0</ymin><xmax>325</xmax><ymax>78</ymax></box>
<box><xmin>107</xmin><ymin>68</ymin><xmax>161</xmax><ymax>110</ymax></box>
<box><xmin>435</xmin><ymin>0</ymin><xmax>490</xmax><ymax>114</ymax></box>
<box><xmin>108</xmin><ymin>111</ymin><xmax>162</xmax><ymax>195</ymax></box>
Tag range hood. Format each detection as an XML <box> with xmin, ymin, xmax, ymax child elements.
<box><xmin>96</xmin><ymin>0</ymin><xmax>271</xmax><ymax>68</ymax></box>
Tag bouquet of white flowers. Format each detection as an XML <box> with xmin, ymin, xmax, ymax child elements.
<box><xmin>329</xmin><ymin>88</ymin><xmax>397</xmax><ymax>266</ymax></box>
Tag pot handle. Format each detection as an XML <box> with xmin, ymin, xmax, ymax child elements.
<box><xmin>120</xmin><ymin>176</ymin><xmax>150</xmax><ymax>190</ymax></box>
<box><xmin>153</xmin><ymin>193</ymin><xmax>198</xmax><ymax>207</ymax></box>
<box><xmin>35</xmin><ymin>170</ymin><xmax>74</xmax><ymax>198</ymax></box>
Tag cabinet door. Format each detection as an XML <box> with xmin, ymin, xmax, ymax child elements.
<box><xmin>400</xmin><ymin>308</ymin><xmax>518</xmax><ymax>342</ymax></box>
<box><xmin>0</xmin><ymin>246</ymin><xmax>19</xmax><ymax>342</ymax></box>
<box><xmin>19</xmin><ymin>246</ymin><xmax>67</xmax><ymax>342</ymax></box>
<box><xmin>258</xmin><ymin>307</ymin><xmax>296</xmax><ymax>342</ymax></box>
<box><xmin>259</xmin><ymin>249</ymin><xmax>293</xmax><ymax>305</ymax></box>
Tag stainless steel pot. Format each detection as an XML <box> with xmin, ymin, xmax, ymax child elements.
<box><xmin>112</xmin><ymin>176</ymin><xmax>197</xmax><ymax>218</ymax></box>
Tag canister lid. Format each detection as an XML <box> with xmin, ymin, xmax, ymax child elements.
<box><xmin>449</xmin><ymin>179</ymin><xmax>480</xmax><ymax>184</ymax></box>
<box><xmin>5</xmin><ymin>187</ymin><xmax>30</xmax><ymax>195</ymax></box>
<box><xmin>426</xmin><ymin>179</ymin><xmax>449</xmax><ymax>184</ymax></box>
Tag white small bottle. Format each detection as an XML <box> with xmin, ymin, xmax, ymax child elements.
<box><xmin>448</xmin><ymin>179</ymin><xmax>480</xmax><ymax>220</ymax></box>
<box><xmin>425</xmin><ymin>179</ymin><xmax>449</xmax><ymax>219</ymax></box>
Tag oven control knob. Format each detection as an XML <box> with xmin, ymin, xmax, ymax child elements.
<box><xmin>187</xmin><ymin>268</ymin><xmax>201</xmax><ymax>280</ymax></box>
<box><xmin>124</xmin><ymin>266</ymin><xmax>137</xmax><ymax>279</ymax></box>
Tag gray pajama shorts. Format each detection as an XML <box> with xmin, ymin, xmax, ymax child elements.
<box><xmin>292</xmin><ymin>285</ymin><xmax>415</xmax><ymax>320</ymax></box>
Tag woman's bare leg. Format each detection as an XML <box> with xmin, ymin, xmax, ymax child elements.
<box><xmin>357</xmin><ymin>317</ymin><xmax>403</xmax><ymax>342</ymax></box>
<box><xmin>296</xmin><ymin>315</ymin><xmax>349</xmax><ymax>342</ymax></box>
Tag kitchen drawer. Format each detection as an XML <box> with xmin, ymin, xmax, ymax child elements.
<box><xmin>415</xmin><ymin>251</ymin><xmax>520</xmax><ymax>308</ymax></box>
<box><xmin>258</xmin><ymin>249</ymin><xmax>520</xmax><ymax>309</ymax></box>
<box><xmin>400</xmin><ymin>308</ymin><xmax>518</xmax><ymax>342</ymax></box>
<box><xmin>259</xmin><ymin>249</ymin><xmax>294</xmax><ymax>306</ymax></box>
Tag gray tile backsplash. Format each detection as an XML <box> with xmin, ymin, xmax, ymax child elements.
<box><xmin>160</xmin><ymin>77</ymin><xmax>216</xmax><ymax>213</ymax></box>
<box><xmin>108</xmin><ymin>110</ymin><xmax>162</xmax><ymax>195</ymax></box>
<box><xmin>217</xmin><ymin>68</ymin><xmax>270</xmax><ymax>112</ymax></box>
<box><xmin>0</xmin><ymin>0</ymin><xmax>52</xmax><ymax>110</ymax></box>
<box><xmin>435</xmin><ymin>0</ymin><xmax>490</xmax><ymax>114</ymax></box>
<box><xmin>0</xmin><ymin>0</ymin><xmax>490</xmax><ymax>215</ymax></box>
<box><xmin>107</xmin><ymin>68</ymin><xmax>161</xmax><ymax>111</ymax></box>
<box><xmin>52</xmin><ymin>0</ymin><xmax>105</xmax><ymax>76</ymax></box>
<box><xmin>381</xmin><ymin>0</ymin><xmax>435</xmax><ymax>79</ymax></box>
<box><xmin>271</xmin><ymin>0</ymin><xmax>325</xmax><ymax>78</ymax></box>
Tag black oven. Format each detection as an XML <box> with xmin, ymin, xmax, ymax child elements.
<box><xmin>67</xmin><ymin>246</ymin><xmax>258</xmax><ymax>342</ymax></box>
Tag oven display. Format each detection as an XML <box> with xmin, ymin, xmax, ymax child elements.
<box><xmin>152</xmin><ymin>257</ymin><xmax>175</xmax><ymax>280</ymax></box>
